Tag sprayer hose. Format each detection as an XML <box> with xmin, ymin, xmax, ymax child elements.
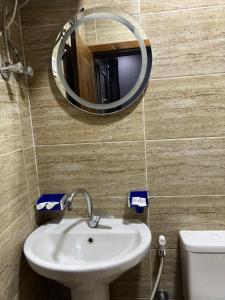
<box><xmin>149</xmin><ymin>256</ymin><xmax>164</xmax><ymax>300</ymax></box>
<box><xmin>0</xmin><ymin>0</ymin><xmax>30</xmax><ymax>38</ymax></box>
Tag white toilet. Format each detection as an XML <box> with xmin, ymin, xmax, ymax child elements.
<box><xmin>179</xmin><ymin>230</ymin><xmax>225</xmax><ymax>300</ymax></box>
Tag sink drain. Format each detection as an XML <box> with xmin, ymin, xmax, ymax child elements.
<box><xmin>88</xmin><ymin>237</ymin><xmax>94</xmax><ymax>244</ymax></box>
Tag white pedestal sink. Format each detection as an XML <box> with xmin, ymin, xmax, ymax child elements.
<box><xmin>24</xmin><ymin>218</ymin><xmax>151</xmax><ymax>300</ymax></box>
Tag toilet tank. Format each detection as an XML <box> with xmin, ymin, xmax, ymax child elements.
<box><xmin>179</xmin><ymin>231</ymin><xmax>225</xmax><ymax>300</ymax></box>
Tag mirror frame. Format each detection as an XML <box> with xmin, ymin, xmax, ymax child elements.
<box><xmin>53</xmin><ymin>11</ymin><xmax>152</xmax><ymax>115</ymax></box>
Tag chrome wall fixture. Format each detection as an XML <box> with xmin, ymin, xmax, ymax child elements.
<box><xmin>0</xmin><ymin>62</ymin><xmax>33</xmax><ymax>80</ymax></box>
<box><xmin>0</xmin><ymin>0</ymin><xmax>33</xmax><ymax>80</ymax></box>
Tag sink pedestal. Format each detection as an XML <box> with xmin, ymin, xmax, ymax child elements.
<box><xmin>71</xmin><ymin>284</ymin><xmax>109</xmax><ymax>300</ymax></box>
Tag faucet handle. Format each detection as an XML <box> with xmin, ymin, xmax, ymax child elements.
<box><xmin>88</xmin><ymin>215</ymin><xmax>101</xmax><ymax>228</ymax></box>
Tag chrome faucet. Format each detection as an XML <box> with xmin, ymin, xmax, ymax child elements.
<box><xmin>67</xmin><ymin>188</ymin><xmax>100</xmax><ymax>228</ymax></box>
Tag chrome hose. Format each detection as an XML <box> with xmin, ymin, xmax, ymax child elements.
<box><xmin>19</xmin><ymin>0</ymin><xmax>30</xmax><ymax>9</ymax></box>
<box><xmin>2</xmin><ymin>0</ymin><xmax>11</xmax><ymax>61</ymax></box>
<box><xmin>149</xmin><ymin>235</ymin><xmax>166</xmax><ymax>300</ymax></box>
<box><xmin>6</xmin><ymin>0</ymin><xmax>18</xmax><ymax>32</ymax></box>
<box><xmin>0</xmin><ymin>0</ymin><xmax>32</xmax><ymax>79</ymax></box>
<box><xmin>150</xmin><ymin>256</ymin><xmax>164</xmax><ymax>300</ymax></box>
<box><xmin>0</xmin><ymin>0</ymin><xmax>29</xmax><ymax>38</ymax></box>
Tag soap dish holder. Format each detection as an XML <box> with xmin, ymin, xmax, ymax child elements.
<box><xmin>128</xmin><ymin>190</ymin><xmax>149</xmax><ymax>214</ymax></box>
<box><xmin>35</xmin><ymin>194</ymin><xmax>68</xmax><ymax>211</ymax></box>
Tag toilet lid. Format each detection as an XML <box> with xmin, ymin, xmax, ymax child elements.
<box><xmin>179</xmin><ymin>231</ymin><xmax>225</xmax><ymax>253</ymax></box>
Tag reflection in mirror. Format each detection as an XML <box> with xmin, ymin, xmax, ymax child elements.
<box><xmin>52</xmin><ymin>9</ymin><xmax>152</xmax><ymax>115</ymax></box>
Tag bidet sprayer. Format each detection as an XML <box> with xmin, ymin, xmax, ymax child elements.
<box><xmin>149</xmin><ymin>235</ymin><xmax>167</xmax><ymax>300</ymax></box>
<box><xmin>158</xmin><ymin>235</ymin><xmax>166</xmax><ymax>257</ymax></box>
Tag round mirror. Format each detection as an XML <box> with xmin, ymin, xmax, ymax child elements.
<box><xmin>52</xmin><ymin>8</ymin><xmax>152</xmax><ymax>115</ymax></box>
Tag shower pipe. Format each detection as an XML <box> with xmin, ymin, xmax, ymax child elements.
<box><xmin>0</xmin><ymin>0</ymin><xmax>30</xmax><ymax>37</ymax></box>
<box><xmin>1</xmin><ymin>0</ymin><xmax>30</xmax><ymax>61</ymax></box>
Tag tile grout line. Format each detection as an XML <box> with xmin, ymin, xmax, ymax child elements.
<box><xmin>19</xmin><ymin>0</ymin><xmax>225</xmax><ymax>28</ymax></box>
<box><xmin>18</xmin><ymin>12</ymin><xmax>40</xmax><ymax>234</ymax></box>
<box><xmin>17</xmin><ymin>15</ymin><xmax>39</xmax><ymax>232</ymax></box>
<box><xmin>16</xmin><ymin>12</ymin><xmax>37</xmax><ymax>222</ymax></box>
<box><xmin>20</xmin><ymin>3</ymin><xmax>225</xmax><ymax>30</ymax></box>
<box><xmin>79</xmin><ymin>194</ymin><xmax>225</xmax><ymax>199</ymax></box>
<box><xmin>138</xmin><ymin>0</ymin><xmax>141</xmax><ymax>16</ymax></box>
<box><xmin>23</xmin><ymin>145</ymin><xmax>32</xmax><ymax>150</ymax></box>
<box><xmin>19</xmin><ymin>12</ymin><xmax>41</xmax><ymax>198</ymax></box>
<box><xmin>142</xmin><ymin>95</ymin><xmax>148</xmax><ymax>188</ymax></box>
<box><xmin>24</xmin><ymin>71</ymin><xmax>225</xmax><ymax>91</ymax></box>
<box><xmin>139</xmin><ymin>2</ymin><xmax>148</xmax><ymax>194</ymax></box>
<box><xmin>0</xmin><ymin>195</ymin><xmax>221</xmax><ymax>238</ymax></box>
<box><xmin>35</xmin><ymin>140</ymin><xmax>146</xmax><ymax>147</ymax></box>
<box><xmin>34</xmin><ymin>135</ymin><xmax>225</xmax><ymax>148</ymax></box>
<box><xmin>26</xmin><ymin>82</ymin><xmax>41</xmax><ymax>198</ymax></box>
<box><xmin>151</xmin><ymin>71</ymin><xmax>225</xmax><ymax>81</ymax></box>
<box><xmin>21</xmin><ymin>14</ymin><xmax>140</xmax><ymax>29</ymax></box>
<box><xmin>0</xmin><ymin>206</ymin><xmax>31</xmax><ymax>239</ymax></box>
<box><xmin>150</xmin><ymin>194</ymin><xmax>225</xmax><ymax>198</ymax></box>
<box><xmin>139</xmin><ymin>0</ymin><xmax>152</xmax><ymax>290</ymax></box>
<box><xmin>0</xmin><ymin>147</ymin><xmax>23</xmax><ymax>158</ymax></box>
<box><xmin>142</xmin><ymin>93</ymin><xmax>153</xmax><ymax>292</ymax></box>
<box><xmin>142</xmin><ymin>97</ymin><xmax>149</xmax><ymax>200</ymax></box>
<box><xmin>140</xmin><ymin>3</ymin><xmax>225</xmax><ymax>16</ymax></box>
<box><xmin>50</xmin><ymin>194</ymin><xmax>225</xmax><ymax>200</ymax></box>
<box><xmin>146</xmin><ymin>136</ymin><xmax>225</xmax><ymax>142</ymax></box>
<box><xmin>93</xmin><ymin>7</ymin><xmax>97</xmax><ymax>45</ymax></box>
<box><xmin>15</xmin><ymin>60</ymin><xmax>31</xmax><ymax>227</ymax></box>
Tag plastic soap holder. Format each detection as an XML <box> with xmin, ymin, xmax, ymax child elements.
<box><xmin>128</xmin><ymin>190</ymin><xmax>149</xmax><ymax>214</ymax></box>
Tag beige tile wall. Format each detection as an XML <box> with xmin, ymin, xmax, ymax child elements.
<box><xmin>0</xmin><ymin>0</ymin><xmax>41</xmax><ymax>299</ymax></box>
<box><xmin>19</xmin><ymin>0</ymin><xmax>225</xmax><ymax>299</ymax></box>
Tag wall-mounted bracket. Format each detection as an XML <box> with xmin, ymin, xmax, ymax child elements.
<box><xmin>0</xmin><ymin>62</ymin><xmax>33</xmax><ymax>80</ymax></box>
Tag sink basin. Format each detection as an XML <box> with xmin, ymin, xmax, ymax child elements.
<box><xmin>24</xmin><ymin>218</ymin><xmax>151</xmax><ymax>300</ymax></box>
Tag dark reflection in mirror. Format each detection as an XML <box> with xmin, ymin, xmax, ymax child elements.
<box><xmin>62</xmin><ymin>29</ymin><xmax>151</xmax><ymax>106</ymax></box>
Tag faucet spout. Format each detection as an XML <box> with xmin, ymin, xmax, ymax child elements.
<box><xmin>67</xmin><ymin>188</ymin><xmax>100</xmax><ymax>228</ymax></box>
